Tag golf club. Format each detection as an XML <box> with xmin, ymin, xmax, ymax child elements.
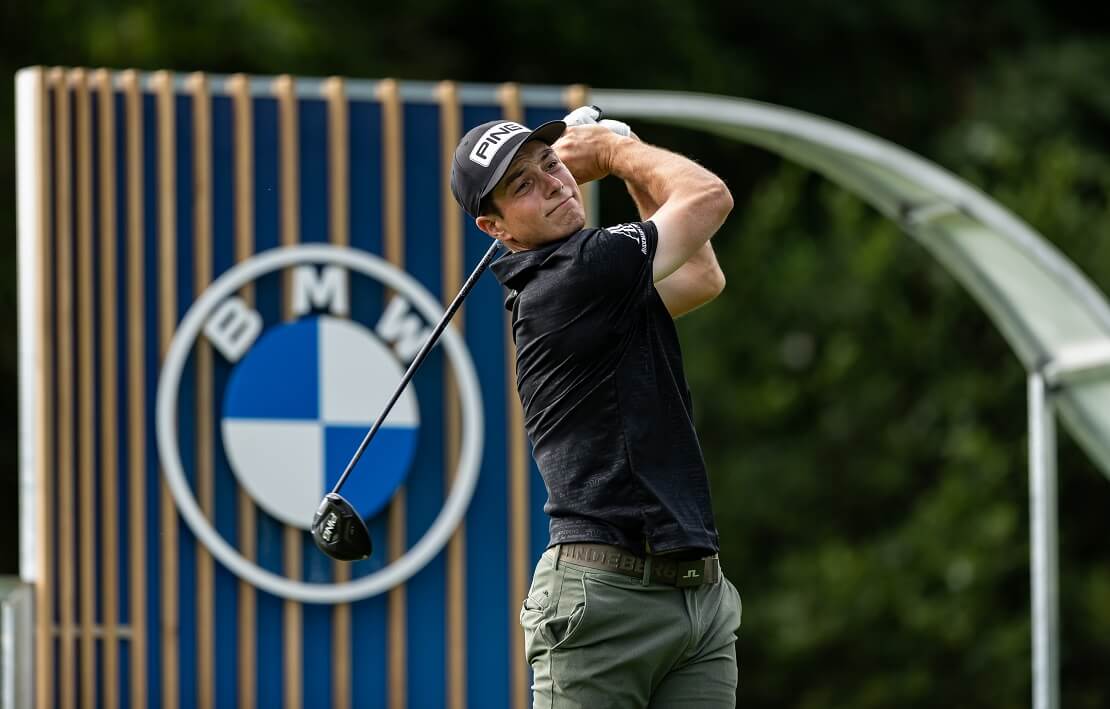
<box><xmin>311</xmin><ymin>239</ymin><xmax>503</xmax><ymax>561</ymax></box>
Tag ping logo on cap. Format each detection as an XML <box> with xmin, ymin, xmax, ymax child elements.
<box><xmin>469</xmin><ymin>121</ymin><xmax>527</xmax><ymax>167</ymax></box>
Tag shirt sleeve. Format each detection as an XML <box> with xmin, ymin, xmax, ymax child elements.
<box><xmin>576</xmin><ymin>221</ymin><xmax>659</xmax><ymax>296</ymax></box>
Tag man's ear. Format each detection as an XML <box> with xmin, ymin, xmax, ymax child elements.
<box><xmin>476</xmin><ymin>215</ymin><xmax>505</xmax><ymax>241</ymax></box>
<box><xmin>476</xmin><ymin>214</ymin><xmax>524</xmax><ymax>252</ymax></box>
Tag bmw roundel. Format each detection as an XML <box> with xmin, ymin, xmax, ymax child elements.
<box><xmin>156</xmin><ymin>244</ymin><xmax>484</xmax><ymax>603</ymax></box>
<box><xmin>221</xmin><ymin>314</ymin><xmax>419</xmax><ymax>529</ymax></box>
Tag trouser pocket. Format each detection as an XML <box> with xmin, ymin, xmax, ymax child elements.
<box><xmin>544</xmin><ymin>575</ymin><xmax>588</xmax><ymax>650</ymax></box>
<box><xmin>520</xmin><ymin>549</ymin><xmax>561</xmax><ymax>665</ymax></box>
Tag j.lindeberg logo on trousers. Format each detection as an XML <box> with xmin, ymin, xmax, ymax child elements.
<box><xmin>469</xmin><ymin>122</ymin><xmax>527</xmax><ymax>166</ymax></box>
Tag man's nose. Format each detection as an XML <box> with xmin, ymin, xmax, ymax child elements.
<box><xmin>542</xmin><ymin>171</ymin><xmax>564</xmax><ymax>196</ymax></box>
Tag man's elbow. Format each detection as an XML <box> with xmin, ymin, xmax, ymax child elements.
<box><xmin>682</xmin><ymin>269</ymin><xmax>725</xmax><ymax>316</ymax></box>
<box><xmin>697</xmin><ymin>262</ymin><xmax>726</xmax><ymax>306</ymax></box>
<box><xmin>707</xmin><ymin>265</ymin><xmax>726</xmax><ymax>300</ymax></box>
<box><xmin>705</xmin><ymin>179</ymin><xmax>734</xmax><ymax>223</ymax></box>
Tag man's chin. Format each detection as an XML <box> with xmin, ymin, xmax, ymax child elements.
<box><xmin>562</xmin><ymin>208</ymin><xmax>586</xmax><ymax>233</ymax></box>
<box><xmin>551</xmin><ymin>219</ymin><xmax>585</xmax><ymax>241</ymax></box>
<box><xmin>527</xmin><ymin>213</ymin><xmax>586</xmax><ymax>247</ymax></box>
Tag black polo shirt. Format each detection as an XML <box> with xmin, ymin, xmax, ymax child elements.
<box><xmin>491</xmin><ymin>221</ymin><xmax>719</xmax><ymax>556</ymax></box>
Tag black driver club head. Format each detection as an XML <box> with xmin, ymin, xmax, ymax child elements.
<box><xmin>311</xmin><ymin>492</ymin><xmax>373</xmax><ymax>561</ymax></box>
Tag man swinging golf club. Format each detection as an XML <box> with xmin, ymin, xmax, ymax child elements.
<box><xmin>450</xmin><ymin>109</ymin><xmax>742</xmax><ymax>707</ymax></box>
<box><xmin>311</xmin><ymin>105</ymin><xmax>741</xmax><ymax>706</ymax></box>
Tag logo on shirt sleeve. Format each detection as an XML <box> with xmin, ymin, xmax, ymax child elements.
<box><xmin>608</xmin><ymin>223</ymin><xmax>648</xmax><ymax>255</ymax></box>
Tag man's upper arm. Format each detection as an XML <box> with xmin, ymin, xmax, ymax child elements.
<box><xmin>653</xmin><ymin>242</ymin><xmax>725</xmax><ymax>318</ymax></box>
<box><xmin>649</xmin><ymin>181</ymin><xmax>732</xmax><ymax>283</ymax></box>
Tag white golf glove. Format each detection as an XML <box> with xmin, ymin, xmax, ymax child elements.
<box><xmin>563</xmin><ymin>104</ymin><xmax>631</xmax><ymax>137</ymax></box>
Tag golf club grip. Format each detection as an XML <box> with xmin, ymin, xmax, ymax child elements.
<box><xmin>331</xmin><ymin>239</ymin><xmax>504</xmax><ymax>493</ymax></box>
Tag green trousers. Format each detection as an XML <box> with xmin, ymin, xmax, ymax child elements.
<box><xmin>520</xmin><ymin>547</ymin><xmax>743</xmax><ymax>708</ymax></box>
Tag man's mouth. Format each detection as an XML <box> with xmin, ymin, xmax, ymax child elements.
<box><xmin>547</xmin><ymin>196</ymin><xmax>571</xmax><ymax>216</ymax></box>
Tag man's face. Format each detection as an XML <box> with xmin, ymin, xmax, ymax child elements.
<box><xmin>476</xmin><ymin>141</ymin><xmax>585</xmax><ymax>251</ymax></box>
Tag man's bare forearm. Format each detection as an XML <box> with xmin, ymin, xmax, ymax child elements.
<box><xmin>557</xmin><ymin>125</ymin><xmax>729</xmax><ymax>229</ymax></box>
<box><xmin>625</xmin><ymin>178</ymin><xmax>659</xmax><ymax>221</ymax></box>
<box><xmin>607</xmin><ymin>137</ymin><xmax>726</xmax><ymax>217</ymax></box>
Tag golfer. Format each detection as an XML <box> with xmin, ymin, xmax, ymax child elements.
<box><xmin>451</xmin><ymin>114</ymin><xmax>740</xmax><ymax>708</ymax></box>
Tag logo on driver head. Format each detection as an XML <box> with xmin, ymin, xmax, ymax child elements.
<box><xmin>321</xmin><ymin>512</ymin><xmax>339</xmax><ymax>544</ymax></box>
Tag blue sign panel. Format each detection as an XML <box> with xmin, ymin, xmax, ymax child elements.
<box><xmin>17</xmin><ymin>67</ymin><xmax>592</xmax><ymax>709</ymax></box>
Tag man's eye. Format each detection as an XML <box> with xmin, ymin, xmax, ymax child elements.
<box><xmin>516</xmin><ymin>180</ymin><xmax>530</xmax><ymax>194</ymax></box>
<box><xmin>545</xmin><ymin>160</ymin><xmax>558</xmax><ymax>170</ymax></box>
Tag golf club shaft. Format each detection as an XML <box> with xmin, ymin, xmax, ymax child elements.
<box><xmin>330</xmin><ymin>239</ymin><xmax>503</xmax><ymax>494</ymax></box>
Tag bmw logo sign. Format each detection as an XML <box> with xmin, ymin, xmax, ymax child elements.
<box><xmin>156</xmin><ymin>245</ymin><xmax>484</xmax><ymax>604</ymax></box>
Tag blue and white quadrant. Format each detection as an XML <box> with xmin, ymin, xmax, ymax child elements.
<box><xmin>221</xmin><ymin>315</ymin><xmax>419</xmax><ymax>529</ymax></box>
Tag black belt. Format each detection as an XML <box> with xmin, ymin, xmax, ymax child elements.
<box><xmin>557</xmin><ymin>543</ymin><xmax>720</xmax><ymax>588</ymax></box>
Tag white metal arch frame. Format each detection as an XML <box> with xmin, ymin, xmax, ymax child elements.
<box><xmin>591</xmin><ymin>88</ymin><xmax>1110</xmax><ymax>709</ymax></box>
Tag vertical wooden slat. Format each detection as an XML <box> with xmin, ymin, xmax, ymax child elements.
<box><xmin>328</xmin><ymin>74</ymin><xmax>355</xmax><ymax>709</ymax></box>
<box><xmin>325</xmin><ymin>77</ymin><xmax>349</xmax><ymax>248</ymax></box>
<box><xmin>562</xmin><ymin>85</ymin><xmax>589</xmax><ymax>113</ymax></box>
<box><xmin>496</xmin><ymin>82</ymin><xmax>531</xmax><ymax>709</ymax></box>
<box><xmin>33</xmin><ymin>66</ymin><xmax>55</xmax><ymax>709</ymax></box>
<box><xmin>437</xmin><ymin>79</ymin><xmax>466</xmax><ymax>709</ymax></box>
<box><xmin>275</xmin><ymin>74</ymin><xmax>300</xmax><ymax>266</ymax></box>
<box><xmin>376</xmin><ymin>77</ymin><xmax>406</xmax><ymax>709</ymax></box>
<box><xmin>227</xmin><ymin>72</ymin><xmax>257</xmax><ymax>709</ymax></box>
<box><xmin>93</xmin><ymin>67</ymin><xmax>121</xmax><ymax>709</ymax></box>
<box><xmin>121</xmin><ymin>67</ymin><xmax>149</xmax><ymax>709</ymax></box>
<box><xmin>152</xmin><ymin>69</ymin><xmax>180</xmax><ymax>709</ymax></box>
<box><xmin>187</xmin><ymin>71</ymin><xmax>216</xmax><ymax>709</ymax></box>
<box><xmin>51</xmin><ymin>66</ymin><xmax>77</xmax><ymax>709</ymax></box>
<box><xmin>274</xmin><ymin>73</ymin><xmax>303</xmax><ymax>709</ymax></box>
<box><xmin>72</xmin><ymin>67</ymin><xmax>98</xmax><ymax>709</ymax></box>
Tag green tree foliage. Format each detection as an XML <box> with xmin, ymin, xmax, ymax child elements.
<box><xmin>667</xmin><ymin>38</ymin><xmax>1110</xmax><ymax>707</ymax></box>
<box><xmin>2</xmin><ymin>2</ymin><xmax>1109</xmax><ymax>705</ymax></box>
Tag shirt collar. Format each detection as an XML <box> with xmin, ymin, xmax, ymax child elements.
<box><xmin>490</xmin><ymin>237</ymin><xmax>567</xmax><ymax>288</ymax></box>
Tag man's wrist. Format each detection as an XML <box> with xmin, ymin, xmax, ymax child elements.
<box><xmin>603</xmin><ymin>134</ymin><xmax>640</xmax><ymax>178</ymax></box>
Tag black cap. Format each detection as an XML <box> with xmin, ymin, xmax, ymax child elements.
<box><xmin>450</xmin><ymin>119</ymin><xmax>566</xmax><ymax>218</ymax></box>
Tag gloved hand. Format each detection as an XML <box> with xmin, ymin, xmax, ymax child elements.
<box><xmin>563</xmin><ymin>104</ymin><xmax>632</xmax><ymax>137</ymax></box>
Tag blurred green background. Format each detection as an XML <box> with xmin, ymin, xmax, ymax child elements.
<box><xmin>3</xmin><ymin>1</ymin><xmax>1110</xmax><ymax>706</ymax></box>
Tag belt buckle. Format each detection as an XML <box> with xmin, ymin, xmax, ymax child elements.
<box><xmin>674</xmin><ymin>559</ymin><xmax>707</xmax><ymax>588</ymax></box>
